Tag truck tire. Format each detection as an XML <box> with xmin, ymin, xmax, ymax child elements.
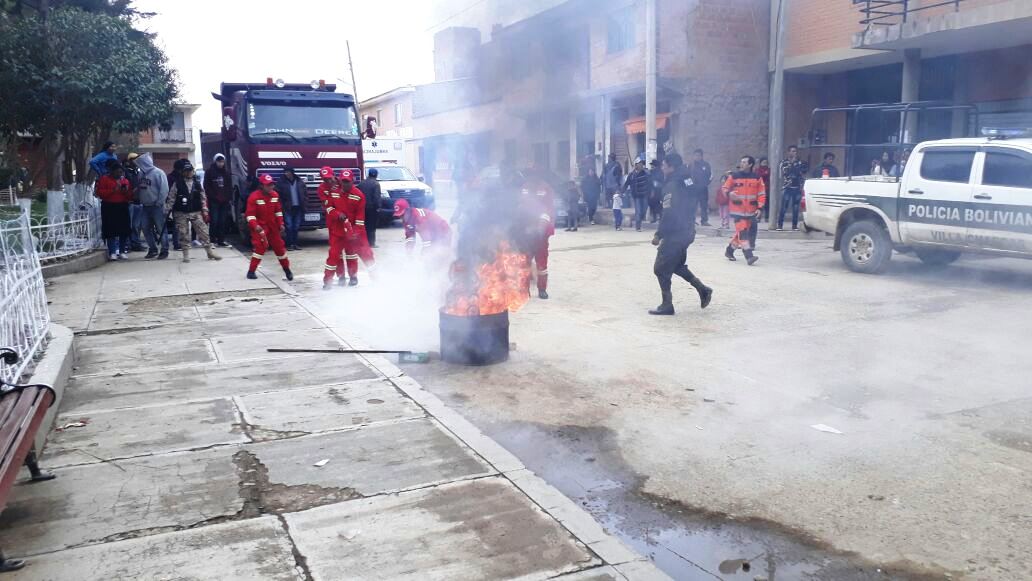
<box><xmin>915</xmin><ymin>248</ymin><xmax>961</xmax><ymax>266</ymax></box>
<box><xmin>840</xmin><ymin>220</ymin><xmax>892</xmax><ymax>274</ymax></box>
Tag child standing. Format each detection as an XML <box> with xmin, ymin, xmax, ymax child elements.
<box><xmin>716</xmin><ymin>169</ymin><xmax>732</xmax><ymax>228</ymax></box>
<box><xmin>612</xmin><ymin>190</ymin><xmax>624</xmax><ymax>231</ymax></box>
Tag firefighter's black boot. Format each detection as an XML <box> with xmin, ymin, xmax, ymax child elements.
<box><xmin>744</xmin><ymin>249</ymin><xmax>759</xmax><ymax>266</ymax></box>
<box><xmin>246</xmin><ymin>271</ymin><xmax>258</xmax><ymax>280</ymax></box>
<box><xmin>337</xmin><ymin>276</ymin><xmax>348</xmax><ymax>287</ymax></box>
<box><xmin>538</xmin><ymin>289</ymin><xmax>549</xmax><ymax>299</ymax></box>
<box><xmin>349</xmin><ymin>276</ymin><xmax>359</xmax><ymax>286</ymax></box>
<box><xmin>725</xmin><ymin>245</ymin><xmax>737</xmax><ymax>261</ymax></box>
<box><xmin>283</xmin><ymin>268</ymin><xmax>294</xmax><ymax>281</ymax></box>
<box><xmin>649</xmin><ymin>290</ymin><xmax>675</xmax><ymax>315</ymax></box>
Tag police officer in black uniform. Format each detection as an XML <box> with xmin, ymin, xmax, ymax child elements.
<box><xmin>649</xmin><ymin>153</ymin><xmax>713</xmax><ymax>316</ymax></box>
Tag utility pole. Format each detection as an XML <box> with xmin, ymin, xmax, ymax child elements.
<box><xmin>767</xmin><ymin>0</ymin><xmax>788</xmax><ymax>230</ymax></box>
<box><xmin>346</xmin><ymin>40</ymin><xmax>362</xmax><ymax>127</ymax></box>
<box><xmin>644</xmin><ymin>0</ymin><xmax>658</xmax><ymax>163</ymax></box>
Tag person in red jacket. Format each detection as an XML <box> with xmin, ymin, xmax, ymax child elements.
<box><xmin>95</xmin><ymin>160</ymin><xmax>134</xmax><ymax>260</ymax></box>
<box><xmin>339</xmin><ymin>169</ymin><xmax>375</xmax><ymax>286</ymax></box>
<box><xmin>394</xmin><ymin>199</ymin><xmax>451</xmax><ymax>264</ymax></box>
<box><xmin>320</xmin><ymin>166</ymin><xmax>351</xmax><ymax>289</ymax></box>
<box><xmin>245</xmin><ymin>174</ymin><xmax>293</xmax><ymax>280</ymax></box>
<box><xmin>721</xmin><ymin>155</ymin><xmax>766</xmax><ymax>266</ymax></box>
<box><xmin>520</xmin><ymin>171</ymin><xmax>556</xmax><ymax>299</ymax></box>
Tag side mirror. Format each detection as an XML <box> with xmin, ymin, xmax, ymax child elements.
<box><xmin>417</xmin><ymin>176</ymin><xmax>425</xmax><ymax>183</ymax></box>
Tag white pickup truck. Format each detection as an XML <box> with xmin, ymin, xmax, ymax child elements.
<box><xmin>803</xmin><ymin>136</ymin><xmax>1032</xmax><ymax>273</ymax></box>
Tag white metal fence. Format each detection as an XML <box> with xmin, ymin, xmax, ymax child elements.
<box><xmin>0</xmin><ymin>212</ymin><xmax>50</xmax><ymax>384</ymax></box>
<box><xmin>0</xmin><ymin>183</ymin><xmax>102</xmax><ymax>263</ymax></box>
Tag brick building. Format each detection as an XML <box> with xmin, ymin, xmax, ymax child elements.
<box><xmin>776</xmin><ymin>0</ymin><xmax>1032</xmax><ymax>176</ymax></box>
<box><xmin>413</xmin><ymin>0</ymin><xmax>770</xmax><ymax>193</ymax></box>
<box><xmin>135</xmin><ymin>103</ymin><xmax>201</xmax><ymax>173</ymax></box>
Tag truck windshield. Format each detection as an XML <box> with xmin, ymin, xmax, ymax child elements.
<box><xmin>374</xmin><ymin>166</ymin><xmax>417</xmax><ymax>181</ymax></box>
<box><xmin>248</xmin><ymin>102</ymin><xmax>359</xmax><ymax>142</ymax></box>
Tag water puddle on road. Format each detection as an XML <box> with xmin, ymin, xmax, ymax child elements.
<box><xmin>489</xmin><ymin>422</ymin><xmax>937</xmax><ymax>581</ymax></box>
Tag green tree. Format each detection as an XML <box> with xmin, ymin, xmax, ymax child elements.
<box><xmin>0</xmin><ymin>5</ymin><xmax>178</xmax><ymax>186</ymax></box>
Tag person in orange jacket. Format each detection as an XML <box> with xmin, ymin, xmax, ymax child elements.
<box><xmin>245</xmin><ymin>174</ymin><xmax>292</xmax><ymax>280</ymax></box>
<box><xmin>394</xmin><ymin>199</ymin><xmax>451</xmax><ymax>265</ymax></box>
<box><xmin>95</xmin><ymin>160</ymin><xmax>134</xmax><ymax>260</ymax></box>
<box><xmin>319</xmin><ymin>166</ymin><xmax>352</xmax><ymax>289</ymax></box>
<box><xmin>519</xmin><ymin>170</ymin><xmax>556</xmax><ymax>299</ymax></box>
<box><xmin>721</xmin><ymin>155</ymin><xmax>766</xmax><ymax>265</ymax></box>
<box><xmin>339</xmin><ymin>169</ymin><xmax>375</xmax><ymax>286</ymax></box>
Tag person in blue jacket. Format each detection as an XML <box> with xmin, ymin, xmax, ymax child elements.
<box><xmin>89</xmin><ymin>141</ymin><xmax>118</xmax><ymax>180</ymax></box>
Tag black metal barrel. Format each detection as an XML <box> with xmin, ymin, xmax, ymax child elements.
<box><xmin>439</xmin><ymin>310</ymin><xmax>510</xmax><ymax>365</ymax></box>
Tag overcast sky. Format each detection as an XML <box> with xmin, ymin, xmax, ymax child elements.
<box><xmin>134</xmin><ymin>0</ymin><xmax>443</xmax><ymax>132</ymax></box>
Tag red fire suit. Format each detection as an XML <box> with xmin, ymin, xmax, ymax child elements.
<box><xmin>319</xmin><ymin>182</ymin><xmax>351</xmax><ymax>283</ymax></box>
<box><xmin>721</xmin><ymin>171</ymin><xmax>767</xmax><ymax>252</ymax></box>
<box><xmin>521</xmin><ymin>179</ymin><xmax>555</xmax><ymax>292</ymax></box>
<box><xmin>245</xmin><ymin>189</ymin><xmax>290</xmax><ymax>273</ymax></box>
<box><xmin>342</xmin><ymin>186</ymin><xmax>375</xmax><ymax>277</ymax></box>
<box><xmin>403</xmin><ymin>207</ymin><xmax>452</xmax><ymax>253</ymax></box>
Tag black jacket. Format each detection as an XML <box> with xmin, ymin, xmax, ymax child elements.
<box><xmin>357</xmin><ymin>178</ymin><xmax>382</xmax><ymax>214</ymax></box>
<box><xmin>579</xmin><ymin>174</ymin><xmax>601</xmax><ymax>200</ymax></box>
<box><xmin>688</xmin><ymin>160</ymin><xmax>712</xmax><ymax>190</ymax></box>
<box><xmin>169</xmin><ymin>175</ymin><xmax>205</xmax><ymax>213</ymax></box>
<box><xmin>656</xmin><ymin>167</ymin><xmax>696</xmax><ymax>245</ymax></box>
<box><xmin>624</xmin><ymin>168</ymin><xmax>651</xmax><ymax>198</ymax></box>
<box><xmin>275</xmin><ymin>176</ymin><xmax>308</xmax><ymax>212</ymax></box>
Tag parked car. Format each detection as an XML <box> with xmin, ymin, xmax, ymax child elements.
<box><xmin>365</xmin><ymin>163</ymin><xmax>434</xmax><ymax>226</ymax></box>
<box><xmin>803</xmin><ymin>131</ymin><xmax>1032</xmax><ymax>273</ymax></box>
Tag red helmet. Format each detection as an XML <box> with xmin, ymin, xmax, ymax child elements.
<box><xmin>393</xmin><ymin>198</ymin><xmax>410</xmax><ymax>217</ymax></box>
<box><xmin>258</xmin><ymin>174</ymin><xmax>275</xmax><ymax>185</ymax></box>
<box><xmin>319</xmin><ymin>166</ymin><xmax>334</xmax><ymax>179</ymax></box>
<box><xmin>339</xmin><ymin>169</ymin><xmax>354</xmax><ymax>182</ymax></box>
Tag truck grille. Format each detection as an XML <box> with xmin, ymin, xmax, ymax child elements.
<box><xmin>387</xmin><ymin>188</ymin><xmax>425</xmax><ymax>199</ymax></box>
<box><xmin>256</xmin><ymin>167</ymin><xmax>357</xmax><ymax>208</ymax></box>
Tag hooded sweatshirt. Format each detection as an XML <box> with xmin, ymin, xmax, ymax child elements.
<box><xmin>655</xmin><ymin>165</ymin><xmax>697</xmax><ymax>245</ymax></box>
<box><xmin>204</xmin><ymin>154</ymin><xmax>232</xmax><ymax>205</ymax></box>
<box><xmin>134</xmin><ymin>153</ymin><xmax>169</xmax><ymax>207</ymax></box>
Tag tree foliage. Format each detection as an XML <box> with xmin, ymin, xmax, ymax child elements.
<box><xmin>0</xmin><ymin>5</ymin><xmax>178</xmax><ymax>183</ymax></box>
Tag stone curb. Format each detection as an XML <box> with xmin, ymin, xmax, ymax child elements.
<box><xmin>27</xmin><ymin>324</ymin><xmax>74</xmax><ymax>453</ymax></box>
<box><xmin>41</xmin><ymin>250</ymin><xmax>108</xmax><ymax>280</ymax></box>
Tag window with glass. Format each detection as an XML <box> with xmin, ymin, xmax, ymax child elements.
<box><xmin>982</xmin><ymin>150</ymin><xmax>1032</xmax><ymax>189</ymax></box>
<box><xmin>247</xmin><ymin>101</ymin><xmax>360</xmax><ymax>142</ymax></box>
<box><xmin>607</xmin><ymin>7</ymin><xmax>635</xmax><ymax>54</ymax></box>
<box><xmin>919</xmin><ymin>150</ymin><xmax>975</xmax><ymax>183</ymax></box>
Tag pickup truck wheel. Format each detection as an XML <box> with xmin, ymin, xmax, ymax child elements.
<box><xmin>840</xmin><ymin>220</ymin><xmax>891</xmax><ymax>274</ymax></box>
<box><xmin>915</xmin><ymin>248</ymin><xmax>961</xmax><ymax>266</ymax></box>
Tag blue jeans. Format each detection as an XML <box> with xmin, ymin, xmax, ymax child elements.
<box><xmin>632</xmin><ymin>196</ymin><xmax>648</xmax><ymax>230</ymax></box>
<box><xmin>129</xmin><ymin>203</ymin><xmax>143</xmax><ymax>248</ymax></box>
<box><xmin>141</xmin><ymin>205</ymin><xmax>169</xmax><ymax>253</ymax></box>
<box><xmin>284</xmin><ymin>206</ymin><xmax>303</xmax><ymax>247</ymax></box>
<box><xmin>613</xmin><ymin>209</ymin><xmax>623</xmax><ymax>229</ymax></box>
<box><xmin>778</xmin><ymin>187</ymin><xmax>802</xmax><ymax>229</ymax></box>
<box><xmin>107</xmin><ymin>236</ymin><xmax>129</xmax><ymax>256</ymax></box>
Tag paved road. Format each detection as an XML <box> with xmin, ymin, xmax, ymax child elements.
<box><xmin>282</xmin><ymin>199</ymin><xmax>1032</xmax><ymax>581</ymax></box>
<box><xmin>8</xmin><ymin>246</ymin><xmax>666</xmax><ymax>580</ymax></box>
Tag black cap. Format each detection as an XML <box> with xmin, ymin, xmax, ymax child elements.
<box><xmin>283</xmin><ymin>166</ymin><xmax>295</xmax><ymax>173</ymax></box>
<box><xmin>181</xmin><ymin>162</ymin><xmax>194</xmax><ymax>172</ymax></box>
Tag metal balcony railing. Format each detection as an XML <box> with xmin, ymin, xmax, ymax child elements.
<box><xmin>857</xmin><ymin>0</ymin><xmax>964</xmax><ymax>27</ymax></box>
<box><xmin>156</xmin><ymin>128</ymin><xmax>191</xmax><ymax>143</ymax></box>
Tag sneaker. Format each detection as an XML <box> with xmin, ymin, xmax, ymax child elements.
<box><xmin>747</xmin><ymin>255</ymin><xmax>759</xmax><ymax>266</ymax></box>
<box><xmin>117</xmin><ymin>253</ymin><xmax>127</xmax><ymax>260</ymax></box>
<box><xmin>590</xmin><ymin>220</ymin><xmax>596</xmax><ymax>225</ymax></box>
<box><xmin>144</xmin><ymin>251</ymin><xmax>158</xmax><ymax>260</ymax></box>
<box><xmin>246</xmin><ymin>271</ymin><xmax>258</xmax><ymax>280</ymax></box>
<box><xmin>791</xmin><ymin>227</ymin><xmax>799</xmax><ymax>231</ymax></box>
<box><xmin>775</xmin><ymin>227</ymin><xmax>784</xmax><ymax>231</ymax></box>
<box><xmin>636</xmin><ymin>227</ymin><xmax>642</xmax><ymax>232</ymax></box>
<box><xmin>191</xmin><ymin>240</ymin><xmax>202</xmax><ymax>248</ymax></box>
<box><xmin>217</xmin><ymin>241</ymin><xmax>230</xmax><ymax>248</ymax></box>
<box><xmin>157</xmin><ymin>251</ymin><xmax>169</xmax><ymax>260</ymax></box>
<box><xmin>109</xmin><ymin>253</ymin><xmax>118</xmax><ymax>261</ymax></box>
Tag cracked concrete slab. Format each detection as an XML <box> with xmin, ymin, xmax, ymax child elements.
<box><xmin>284</xmin><ymin>477</ymin><xmax>599</xmax><ymax>581</ymax></box>
<box><xmin>74</xmin><ymin>338</ymin><xmax>215</xmax><ymax>375</ymax></box>
<box><xmin>6</xmin><ymin>517</ymin><xmax>300</xmax><ymax>581</ymax></box>
<box><xmin>210</xmin><ymin>328</ymin><xmax>343</xmax><ymax>362</ymax></box>
<box><xmin>195</xmin><ymin>296</ymin><xmax>306</xmax><ymax>321</ymax></box>
<box><xmin>0</xmin><ymin>448</ymin><xmax>242</xmax><ymax>556</ymax></box>
<box><xmin>61</xmin><ymin>354</ymin><xmax>378</xmax><ymax>413</ymax></box>
<box><xmin>87</xmin><ymin>307</ymin><xmax>202</xmax><ymax>333</ymax></box>
<box><xmin>236</xmin><ymin>379</ymin><xmax>424</xmax><ymax>437</ymax></box>
<box><xmin>43</xmin><ymin>398</ymin><xmax>247</xmax><ymax>467</ymax></box>
<box><xmin>247</xmin><ymin>419</ymin><xmax>492</xmax><ymax>495</ymax></box>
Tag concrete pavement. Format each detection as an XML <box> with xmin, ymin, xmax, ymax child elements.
<box><xmin>278</xmin><ymin>200</ymin><xmax>1032</xmax><ymax>581</ymax></box>
<box><xmin>5</xmin><ymin>248</ymin><xmax>667</xmax><ymax>580</ymax></box>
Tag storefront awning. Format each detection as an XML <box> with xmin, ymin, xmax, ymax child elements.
<box><xmin>623</xmin><ymin>113</ymin><xmax>670</xmax><ymax>135</ymax></box>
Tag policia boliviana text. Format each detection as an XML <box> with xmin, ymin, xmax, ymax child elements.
<box><xmin>649</xmin><ymin>153</ymin><xmax>713</xmax><ymax>316</ymax></box>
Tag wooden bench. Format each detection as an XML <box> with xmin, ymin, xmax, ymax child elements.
<box><xmin>0</xmin><ymin>347</ymin><xmax>57</xmax><ymax>573</ymax></box>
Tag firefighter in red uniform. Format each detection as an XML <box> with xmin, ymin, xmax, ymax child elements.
<box><xmin>520</xmin><ymin>171</ymin><xmax>555</xmax><ymax>299</ymax></box>
<box><xmin>245</xmin><ymin>174</ymin><xmax>293</xmax><ymax>280</ymax></box>
<box><xmin>339</xmin><ymin>169</ymin><xmax>376</xmax><ymax>285</ymax></box>
<box><xmin>319</xmin><ymin>166</ymin><xmax>351</xmax><ymax>289</ymax></box>
<box><xmin>394</xmin><ymin>199</ymin><xmax>452</xmax><ymax>264</ymax></box>
<box><xmin>721</xmin><ymin>155</ymin><xmax>766</xmax><ymax>266</ymax></box>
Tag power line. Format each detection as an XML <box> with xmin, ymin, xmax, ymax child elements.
<box><xmin>422</xmin><ymin>0</ymin><xmax>491</xmax><ymax>32</ymax></box>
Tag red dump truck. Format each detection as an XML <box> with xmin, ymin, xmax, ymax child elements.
<box><xmin>210</xmin><ymin>79</ymin><xmax>364</xmax><ymax>239</ymax></box>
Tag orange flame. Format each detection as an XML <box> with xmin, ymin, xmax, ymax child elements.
<box><xmin>444</xmin><ymin>242</ymin><xmax>531</xmax><ymax>316</ymax></box>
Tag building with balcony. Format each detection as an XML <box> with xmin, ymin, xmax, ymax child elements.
<box><xmin>777</xmin><ymin>0</ymin><xmax>1032</xmax><ymax>175</ymax></box>
<box><xmin>413</xmin><ymin>0</ymin><xmax>770</xmax><ymax>192</ymax></box>
<box><xmin>136</xmin><ymin>103</ymin><xmax>200</xmax><ymax>172</ymax></box>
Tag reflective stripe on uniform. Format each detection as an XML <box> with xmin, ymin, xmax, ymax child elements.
<box><xmin>345</xmin><ymin>254</ymin><xmax>359</xmax><ymax>259</ymax></box>
<box><xmin>246</xmin><ymin>215</ymin><xmax>257</xmax><ymax>222</ymax></box>
<box><xmin>276</xmin><ymin>254</ymin><xmax>287</xmax><ymax>260</ymax></box>
<box><xmin>256</xmin><ymin>200</ymin><xmax>266</xmax><ymax>205</ymax></box>
<box><xmin>354</xmin><ymin>220</ymin><xmax>365</xmax><ymax>225</ymax></box>
<box><xmin>538</xmin><ymin>269</ymin><xmax>548</xmax><ymax>275</ymax></box>
<box><xmin>324</xmin><ymin>264</ymin><xmax>336</xmax><ymax>270</ymax></box>
<box><xmin>423</xmin><ymin>241</ymin><xmax>432</xmax><ymax>247</ymax></box>
<box><xmin>416</xmin><ymin>209</ymin><xmax>426</xmax><ymax>217</ymax></box>
<box><xmin>326</xmin><ymin>207</ymin><xmax>335</xmax><ymax>214</ymax></box>
<box><xmin>347</xmin><ymin>195</ymin><xmax>361</xmax><ymax>200</ymax></box>
<box><xmin>275</xmin><ymin>212</ymin><xmax>283</xmax><ymax>217</ymax></box>
<box><xmin>270</xmin><ymin>197</ymin><xmax>279</xmax><ymax>203</ymax></box>
<box><xmin>251</xmin><ymin>253</ymin><xmax>263</xmax><ymax>259</ymax></box>
<box><xmin>330</xmin><ymin>193</ymin><xmax>340</xmax><ymax>198</ymax></box>
<box><xmin>540</xmin><ymin>214</ymin><xmax>551</xmax><ymax>222</ymax></box>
